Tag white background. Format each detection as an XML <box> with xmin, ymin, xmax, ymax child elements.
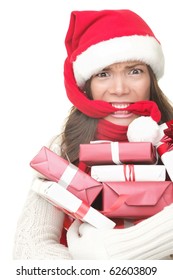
<box><xmin>1</xmin><ymin>0</ymin><xmax>173</xmax><ymax>271</ymax></box>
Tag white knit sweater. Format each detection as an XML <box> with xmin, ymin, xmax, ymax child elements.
<box><xmin>13</xmin><ymin>136</ymin><xmax>72</xmax><ymax>259</ymax></box>
<box><xmin>13</xmin><ymin>188</ymin><xmax>72</xmax><ymax>259</ymax></box>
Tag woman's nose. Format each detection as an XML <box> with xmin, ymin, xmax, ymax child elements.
<box><xmin>109</xmin><ymin>75</ymin><xmax>129</xmax><ymax>96</ymax></box>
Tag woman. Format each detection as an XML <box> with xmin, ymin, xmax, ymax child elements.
<box><xmin>13</xmin><ymin>9</ymin><xmax>173</xmax><ymax>259</ymax></box>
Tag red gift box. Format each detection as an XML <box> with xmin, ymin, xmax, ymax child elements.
<box><xmin>30</xmin><ymin>146</ymin><xmax>102</xmax><ymax>205</ymax></box>
<box><xmin>102</xmin><ymin>181</ymin><xmax>173</xmax><ymax>219</ymax></box>
<box><xmin>79</xmin><ymin>142</ymin><xmax>157</xmax><ymax>166</ymax></box>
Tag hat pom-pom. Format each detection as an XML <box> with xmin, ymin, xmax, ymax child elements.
<box><xmin>127</xmin><ymin>116</ymin><xmax>161</xmax><ymax>146</ymax></box>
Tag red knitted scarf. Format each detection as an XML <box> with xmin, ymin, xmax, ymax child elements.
<box><xmin>96</xmin><ymin>119</ymin><xmax>128</xmax><ymax>142</ymax></box>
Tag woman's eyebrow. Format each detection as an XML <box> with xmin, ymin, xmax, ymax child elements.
<box><xmin>125</xmin><ymin>63</ymin><xmax>146</xmax><ymax>69</ymax></box>
<box><xmin>103</xmin><ymin>63</ymin><xmax>146</xmax><ymax>71</ymax></box>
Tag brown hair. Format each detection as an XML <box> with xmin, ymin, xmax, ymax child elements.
<box><xmin>148</xmin><ymin>67</ymin><xmax>173</xmax><ymax>123</ymax></box>
<box><xmin>60</xmin><ymin>108</ymin><xmax>98</xmax><ymax>164</ymax></box>
<box><xmin>60</xmin><ymin>66</ymin><xmax>173</xmax><ymax>163</ymax></box>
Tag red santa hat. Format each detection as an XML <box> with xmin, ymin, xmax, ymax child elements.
<box><xmin>64</xmin><ymin>10</ymin><xmax>164</xmax><ymax>119</ymax></box>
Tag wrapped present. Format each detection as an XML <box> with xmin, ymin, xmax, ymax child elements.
<box><xmin>79</xmin><ymin>141</ymin><xmax>157</xmax><ymax>166</ymax></box>
<box><xmin>30</xmin><ymin>146</ymin><xmax>102</xmax><ymax>205</ymax></box>
<box><xmin>91</xmin><ymin>164</ymin><xmax>166</xmax><ymax>182</ymax></box>
<box><xmin>102</xmin><ymin>181</ymin><xmax>173</xmax><ymax>219</ymax></box>
<box><xmin>32</xmin><ymin>179</ymin><xmax>115</xmax><ymax>229</ymax></box>
<box><xmin>157</xmin><ymin>125</ymin><xmax>173</xmax><ymax>181</ymax></box>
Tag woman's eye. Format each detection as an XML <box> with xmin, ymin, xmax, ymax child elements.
<box><xmin>96</xmin><ymin>71</ymin><xmax>109</xmax><ymax>77</ymax></box>
<box><xmin>130</xmin><ymin>68</ymin><xmax>143</xmax><ymax>75</ymax></box>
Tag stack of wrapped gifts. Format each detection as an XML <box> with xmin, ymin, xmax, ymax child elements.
<box><xmin>30</xmin><ymin>119</ymin><xmax>173</xmax><ymax>227</ymax></box>
<box><xmin>79</xmin><ymin>140</ymin><xmax>173</xmax><ymax>219</ymax></box>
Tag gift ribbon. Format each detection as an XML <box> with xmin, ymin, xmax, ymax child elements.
<box><xmin>124</xmin><ymin>165</ymin><xmax>135</xmax><ymax>181</ymax></box>
<box><xmin>101</xmin><ymin>194</ymin><xmax>129</xmax><ymax>215</ymax></box>
<box><xmin>73</xmin><ymin>201</ymin><xmax>90</xmax><ymax>220</ymax></box>
<box><xmin>157</xmin><ymin>126</ymin><xmax>173</xmax><ymax>156</ymax></box>
<box><xmin>58</xmin><ymin>163</ymin><xmax>78</xmax><ymax>189</ymax></box>
<box><xmin>157</xmin><ymin>143</ymin><xmax>173</xmax><ymax>156</ymax></box>
<box><xmin>57</xmin><ymin>201</ymin><xmax>90</xmax><ymax>230</ymax></box>
<box><xmin>165</xmin><ymin>119</ymin><xmax>173</xmax><ymax>128</ymax></box>
<box><xmin>111</xmin><ymin>142</ymin><xmax>122</xmax><ymax>164</ymax></box>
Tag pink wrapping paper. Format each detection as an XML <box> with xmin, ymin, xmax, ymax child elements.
<box><xmin>102</xmin><ymin>181</ymin><xmax>173</xmax><ymax>219</ymax></box>
<box><xmin>79</xmin><ymin>142</ymin><xmax>157</xmax><ymax>166</ymax></box>
<box><xmin>30</xmin><ymin>146</ymin><xmax>102</xmax><ymax>205</ymax></box>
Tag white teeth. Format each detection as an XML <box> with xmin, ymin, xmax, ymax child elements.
<box><xmin>112</xmin><ymin>103</ymin><xmax>130</xmax><ymax>109</ymax></box>
<box><xmin>114</xmin><ymin>110</ymin><xmax>129</xmax><ymax>114</ymax></box>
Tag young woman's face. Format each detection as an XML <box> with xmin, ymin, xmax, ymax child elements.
<box><xmin>91</xmin><ymin>61</ymin><xmax>151</xmax><ymax>126</ymax></box>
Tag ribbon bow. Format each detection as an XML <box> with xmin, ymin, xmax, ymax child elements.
<box><xmin>161</xmin><ymin>125</ymin><xmax>173</xmax><ymax>152</ymax></box>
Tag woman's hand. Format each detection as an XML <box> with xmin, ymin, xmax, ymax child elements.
<box><xmin>67</xmin><ymin>220</ymin><xmax>110</xmax><ymax>259</ymax></box>
<box><xmin>67</xmin><ymin>204</ymin><xmax>173</xmax><ymax>260</ymax></box>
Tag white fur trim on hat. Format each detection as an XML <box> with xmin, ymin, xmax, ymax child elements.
<box><xmin>73</xmin><ymin>35</ymin><xmax>164</xmax><ymax>88</ymax></box>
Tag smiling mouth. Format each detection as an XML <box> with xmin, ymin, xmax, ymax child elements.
<box><xmin>110</xmin><ymin>103</ymin><xmax>133</xmax><ymax>117</ymax></box>
<box><xmin>111</xmin><ymin>103</ymin><xmax>131</xmax><ymax>109</ymax></box>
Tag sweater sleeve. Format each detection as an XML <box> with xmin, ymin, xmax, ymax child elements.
<box><xmin>103</xmin><ymin>204</ymin><xmax>173</xmax><ymax>260</ymax></box>
<box><xmin>67</xmin><ymin>204</ymin><xmax>173</xmax><ymax>260</ymax></box>
<box><xmin>13</xmin><ymin>135</ymin><xmax>72</xmax><ymax>259</ymax></box>
<box><xmin>13</xmin><ymin>186</ymin><xmax>72</xmax><ymax>259</ymax></box>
